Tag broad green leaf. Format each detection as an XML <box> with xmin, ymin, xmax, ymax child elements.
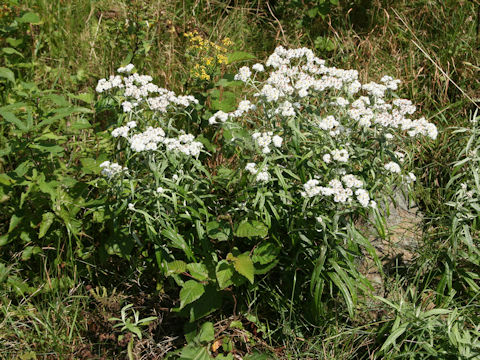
<box><xmin>235</xmin><ymin>220</ymin><xmax>268</xmax><ymax>238</ymax></box>
<box><xmin>216</xmin><ymin>260</ymin><xmax>234</xmax><ymax>289</ymax></box>
<box><xmin>29</xmin><ymin>143</ymin><xmax>65</xmax><ymax>154</ymax></box>
<box><xmin>17</xmin><ymin>12</ymin><xmax>41</xmax><ymax>24</ymax></box>
<box><xmin>227</xmin><ymin>51</ymin><xmax>255</xmax><ymax>64</ymax></box>
<box><xmin>180</xmin><ymin>280</ymin><xmax>205</xmax><ymax>309</ymax></box>
<box><xmin>9</xmin><ymin>215</ymin><xmax>22</xmax><ymax>233</ymax></box>
<box><xmin>3</xmin><ymin>47</ymin><xmax>23</xmax><ymax>56</ymax></box>
<box><xmin>0</xmin><ymin>67</ymin><xmax>15</xmax><ymax>83</ymax></box>
<box><xmin>186</xmin><ymin>263</ymin><xmax>209</xmax><ymax>281</ymax></box>
<box><xmin>166</xmin><ymin>260</ymin><xmax>187</xmax><ymax>275</ymax></box>
<box><xmin>187</xmin><ymin>285</ymin><xmax>222</xmax><ymax>322</ymax></box>
<box><xmin>197</xmin><ymin>322</ymin><xmax>215</xmax><ymax>343</ymax></box>
<box><xmin>252</xmin><ymin>242</ymin><xmax>279</xmax><ymax>264</ymax></box>
<box><xmin>210</xmin><ymin>89</ymin><xmax>236</xmax><ymax>112</ymax></box>
<box><xmin>244</xmin><ymin>352</ymin><xmax>271</xmax><ymax>360</ymax></box>
<box><xmin>21</xmin><ymin>246</ymin><xmax>42</xmax><ymax>261</ymax></box>
<box><xmin>233</xmin><ymin>253</ymin><xmax>255</xmax><ymax>284</ymax></box>
<box><xmin>180</xmin><ymin>345</ymin><xmax>211</xmax><ymax>360</ymax></box>
<box><xmin>68</xmin><ymin>92</ymin><xmax>95</xmax><ymax>104</ymax></box>
<box><xmin>38</xmin><ymin>212</ymin><xmax>55</xmax><ymax>239</ymax></box>
<box><xmin>0</xmin><ymin>110</ymin><xmax>27</xmax><ymax>131</ymax></box>
<box><xmin>6</xmin><ymin>38</ymin><xmax>23</xmax><ymax>47</ymax></box>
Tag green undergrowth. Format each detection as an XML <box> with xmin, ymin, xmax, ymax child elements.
<box><xmin>1</xmin><ymin>0</ymin><xmax>479</xmax><ymax>358</ymax></box>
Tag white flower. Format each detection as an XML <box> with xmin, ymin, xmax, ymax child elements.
<box><xmin>128</xmin><ymin>203</ymin><xmax>135</xmax><ymax>210</ymax></box>
<box><xmin>331</xmin><ymin>149</ymin><xmax>349</xmax><ymax>162</ymax></box>
<box><xmin>355</xmin><ymin>189</ymin><xmax>370</xmax><ymax>207</ymax></box>
<box><xmin>252</xmin><ymin>63</ymin><xmax>265</xmax><ymax>72</ymax></box>
<box><xmin>256</xmin><ymin>171</ymin><xmax>270</xmax><ymax>182</ymax></box>
<box><xmin>245</xmin><ymin>163</ymin><xmax>258</xmax><ymax>174</ymax></box>
<box><xmin>126</xmin><ymin>121</ymin><xmax>137</xmax><ymax>129</ymax></box>
<box><xmin>234</xmin><ymin>66</ymin><xmax>252</xmax><ymax>82</ymax></box>
<box><xmin>317</xmin><ymin>115</ymin><xmax>339</xmax><ymax>131</ymax></box>
<box><xmin>272</xmin><ymin>135</ymin><xmax>283</xmax><ymax>148</ymax></box>
<box><xmin>118</xmin><ymin>64</ymin><xmax>135</xmax><ymax>73</ymax></box>
<box><xmin>385</xmin><ymin>162</ymin><xmax>401</xmax><ymax>173</ymax></box>
<box><xmin>100</xmin><ymin>161</ymin><xmax>127</xmax><ymax>178</ymax></box>
<box><xmin>316</xmin><ymin>216</ymin><xmax>323</xmax><ymax>224</ymax></box>
<box><xmin>342</xmin><ymin>174</ymin><xmax>363</xmax><ymax>188</ymax></box>
<box><xmin>323</xmin><ymin>154</ymin><xmax>331</xmax><ymax>163</ymax></box>
<box><xmin>156</xmin><ymin>187</ymin><xmax>165</xmax><ymax>193</ymax></box>
<box><xmin>111</xmin><ymin>126</ymin><xmax>130</xmax><ymax>138</ymax></box>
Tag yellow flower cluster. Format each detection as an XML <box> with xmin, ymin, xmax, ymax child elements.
<box><xmin>184</xmin><ymin>30</ymin><xmax>232</xmax><ymax>82</ymax></box>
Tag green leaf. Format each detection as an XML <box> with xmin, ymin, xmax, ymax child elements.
<box><xmin>187</xmin><ymin>263</ymin><xmax>209</xmax><ymax>281</ymax></box>
<box><xmin>21</xmin><ymin>246</ymin><xmax>42</xmax><ymax>261</ymax></box>
<box><xmin>197</xmin><ymin>322</ymin><xmax>215</xmax><ymax>343</ymax></box>
<box><xmin>180</xmin><ymin>345</ymin><xmax>211</xmax><ymax>360</ymax></box>
<box><xmin>0</xmin><ymin>67</ymin><xmax>15</xmax><ymax>83</ymax></box>
<box><xmin>252</xmin><ymin>242</ymin><xmax>279</xmax><ymax>264</ymax></box>
<box><xmin>380</xmin><ymin>323</ymin><xmax>408</xmax><ymax>353</ymax></box>
<box><xmin>233</xmin><ymin>253</ymin><xmax>255</xmax><ymax>284</ymax></box>
<box><xmin>68</xmin><ymin>92</ymin><xmax>95</xmax><ymax>104</ymax></box>
<box><xmin>244</xmin><ymin>352</ymin><xmax>271</xmax><ymax>360</ymax></box>
<box><xmin>216</xmin><ymin>260</ymin><xmax>234</xmax><ymax>289</ymax></box>
<box><xmin>206</xmin><ymin>221</ymin><xmax>229</xmax><ymax>241</ymax></box>
<box><xmin>235</xmin><ymin>220</ymin><xmax>268</xmax><ymax>238</ymax></box>
<box><xmin>9</xmin><ymin>215</ymin><xmax>22</xmax><ymax>233</ymax></box>
<box><xmin>180</xmin><ymin>281</ymin><xmax>205</xmax><ymax>309</ymax></box>
<box><xmin>38</xmin><ymin>212</ymin><xmax>55</xmax><ymax>239</ymax></box>
<box><xmin>166</xmin><ymin>260</ymin><xmax>187</xmax><ymax>275</ymax></box>
<box><xmin>0</xmin><ymin>110</ymin><xmax>27</xmax><ymax>131</ymax></box>
<box><xmin>17</xmin><ymin>12</ymin><xmax>42</xmax><ymax>24</ymax></box>
<box><xmin>210</xmin><ymin>89</ymin><xmax>236</xmax><ymax>112</ymax></box>
<box><xmin>161</xmin><ymin>229</ymin><xmax>194</xmax><ymax>260</ymax></box>
<box><xmin>227</xmin><ymin>51</ymin><xmax>255</xmax><ymax>64</ymax></box>
<box><xmin>186</xmin><ymin>285</ymin><xmax>222</xmax><ymax>322</ymax></box>
<box><xmin>3</xmin><ymin>47</ymin><xmax>23</xmax><ymax>57</ymax></box>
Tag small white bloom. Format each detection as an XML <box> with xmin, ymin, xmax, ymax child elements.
<box><xmin>128</xmin><ymin>203</ymin><xmax>135</xmax><ymax>210</ymax></box>
<box><xmin>256</xmin><ymin>171</ymin><xmax>270</xmax><ymax>182</ymax></box>
<box><xmin>252</xmin><ymin>63</ymin><xmax>265</xmax><ymax>72</ymax></box>
<box><xmin>234</xmin><ymin>66</ymin><xmax>252</xmax><ymax>82</ymax></box>
<box><xmin>385</xmin><ymin>162</ymin><xmax>401</xmax><ymax>174</ymax></box>
<box><xmin>156</xmin><ymin>187</ymin><xmax>165</xmax><ymax>193</ymax></box>
<box><xmin>323</xmin><ymin>154</ymin><xmax>331</xmax><ymax>163</ymax></box>
<box><xmin>245</xmin><ymin>163</ymin><xmax>258</xmax><ymax>174</ymax></box>
<box><xmin>272</xmin><ymin>135</ymin><xmax>283</xmax><ymax>148</ymax></box>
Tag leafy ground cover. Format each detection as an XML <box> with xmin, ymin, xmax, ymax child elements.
<box><xmin>0</xmin><ymin>0</ymin><xmax>479</xmax><ymax>359</ymax></box>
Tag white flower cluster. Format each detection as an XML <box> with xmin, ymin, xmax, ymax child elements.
<box><xmin>208</xmin><ymin>100</ymin><xmax>256</xmax><ymax>124</ymax></box>
<box><xmin>110</xmin><ymin>124</ymin><xmax>203</xmax><ymax>156</ymax></box>
<box><xmin>100</xmin><ymin>161</ymin><xmax>127</xmax><ymax>178</ymax></box>
<box><xmin>234</xmin><ymin>66</ymin><xmax>252</xmax><ymax>82</ymax></box>
<box><xmin>301</xmin><ymin>175</ymin><xmax>374</xmax><ymax>208</ymax></box>
<box><xmin>164</xmin><ymin>134</ymin><xmax>204</xmax><ymax>157</ymax></box>
<box><xmin>331</xmin><ymin>148</ymin><xmax>349</xmax><ymax>162</ymax></box>
<box><xmin>244</xmin><ymin>163</ymin><xmax>269</xmax><ymax>182</ymax></box>
<box><xmin>117</xmin><ymin>63</ymin><xmax>135</xmax><ymax>73</ymax></box>
<box><xmin>384</xmin><ymin>161</ymin><xmax>401</xmax><ymax>174</ymax></box>
<box><xmin>111</xmin><ymin>121</ymin><xmax>137</xmax><ymax>138</ymax></box>
<box><xmin>96</xmin><ymin>65</ymin><xmax>198</xmax><ymax>114</ymax></box>
<box><xmin>252</xmin><ymin>132</ymin><xmax>283</xmax><ymax>154</ymax></box>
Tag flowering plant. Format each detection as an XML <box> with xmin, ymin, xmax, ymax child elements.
<box><xmin>95</xmin><ymin>46</ymin><xmax>437</xmax><ymax>320</ymax></box>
